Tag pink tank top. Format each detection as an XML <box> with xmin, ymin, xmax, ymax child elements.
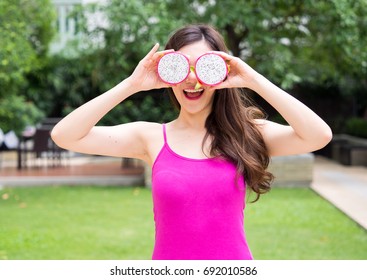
<box><xmin>151</xmin><ymin>124</ymin><xmax>253</xmax><ymax>260</ymax></box>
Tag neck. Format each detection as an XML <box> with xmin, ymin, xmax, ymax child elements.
<box><xmin>175</xmin><ymin>109</ymin><xmax>210</xmax><ymax>130</ymax></box>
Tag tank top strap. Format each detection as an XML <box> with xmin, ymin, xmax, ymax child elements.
<box><xmin>162</xmin><ymin>123</ymin><xmax>167</xmax><ymax>144</ymax></box>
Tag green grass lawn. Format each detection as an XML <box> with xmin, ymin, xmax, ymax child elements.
<box><xmin>0</xmin><ymin>186</ymin><xmax>366</xmax><ymax>260</ymax></box>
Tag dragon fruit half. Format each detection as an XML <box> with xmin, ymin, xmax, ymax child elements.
<box><xmin>157</xmin><ymin>52</ymin><xmax>190</xmax><ymax>85</ymax></box>
<box><xmin>194</xmin><ymin>53</ymin><xmax>228</xmax><ymax>86</ymax></box>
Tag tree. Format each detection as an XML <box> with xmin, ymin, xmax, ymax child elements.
<box><xmin>0</xmin><ymin>0</ymin><xmax>55</xmax><ymax>133</ymax></box>
<box><xmin>71</xmin><ymin>0</ymin><xmax>183</xmax><ymax>92</ymax></box>
<box><xmin>164</xmin><ymin>0</ymin><xmax>367</xmax><ymax>89</ymax></box>
<box><xmin>67</xmin><ymin>0</ymin><xmax>366</xmax><ymax>90</ymax></box>
<box><xmin>25</xmin><ymin>0</ymin><xmax>367</xmax><ymax>130</ymax></box>
<box><xmin>0</xmin><ymin>0</ymin><xmax>55</xmax><ymax>96</ymax></box>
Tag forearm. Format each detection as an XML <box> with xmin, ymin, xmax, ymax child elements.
<box><xmin>51</xmin><ymin>78</ymin><xmax>135</xmax><ymax>144</ymax></box>
<box><xmin>249</xmin><ymin>74</ymin><xmax>332</xmax><ymax>142</ymax></box>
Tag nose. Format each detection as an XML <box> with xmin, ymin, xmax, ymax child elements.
<box><xmin>185</xmin><ymin>66</ymin><xmax>197</xmax><ymax>84</ymax></box>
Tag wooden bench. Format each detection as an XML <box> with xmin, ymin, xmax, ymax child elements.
<box><xmin>339</xmin><ymin>144</ymin><xmax>367</xmax><ymax>166</ymax></box>
<box><xmin>331</xmin><ymin>134</ymin><xmax>367</xmax><ymax>166</ymax></box>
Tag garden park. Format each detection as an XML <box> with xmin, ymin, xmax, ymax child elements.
<box><xmin>0</xmin><ymin>0</ymin><xmax>366</xmax><ymax>260</ymax></box>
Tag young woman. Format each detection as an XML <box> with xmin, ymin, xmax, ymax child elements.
<box><xmin>51</xmin><ymin>24</ymin><xmax>332</xmax><ymax>260</ymax></box>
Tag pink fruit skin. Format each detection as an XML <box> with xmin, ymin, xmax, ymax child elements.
<box><xmin>157</xmin><ymin>52</ymin><xmax>190</xmax><ymax>85</ymax></box>
<box><xmin>194</xmin><ymin>53</ymin><xmax>228</xmax><ymax>86</ymax></box>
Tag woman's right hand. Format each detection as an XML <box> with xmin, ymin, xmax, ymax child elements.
<box><xmin>51</xmin><ymin>43</ymin><xmax>174</xmax><ymax>161</ymax></box>
<box><xmin>127</xmin><ymin>43</ymin><xmax>173</xmax><ymax>92</ymax></box>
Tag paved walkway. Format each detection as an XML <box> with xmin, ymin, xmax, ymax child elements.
<box><xmin>0</xmin><ymin>154</ymin><xmax>144</xmax><ymax>187</ymax></box>
<box><xmin>311</xmin><ymin>156</ymin><xmax>367</xmax><ymax>230</ymax></box>
<box><xmin>1</xmin><ymin>153</ymin><xmax>366</xmax><ymax>230</ymax></box>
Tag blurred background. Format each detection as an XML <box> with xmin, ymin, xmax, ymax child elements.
<box><xmin>0</xmin><ymin>0</ymin><xmax>366</xmax><ymax>260</ymax></box>
<box><xmin>1</xmin><ymin>0</ymin><xmax>366</xmax><ymax>135</ymax></box>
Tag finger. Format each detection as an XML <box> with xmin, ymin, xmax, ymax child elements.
<box><xmin>152</xmin><ymin>49</ymin><xmax>175</xmax><ymax>60</ymax></box>
<box><xmin>208</xmin><ymin>51</ymin><xmax>234</xmax><ymax>61</ymax></box>
<box><xmin>143</xmin><ymin>43</ymin><xmax>160</xmax><ymax>60</ymax></box>
<box><xmin>207</xmin><ymin>51</ymin><xmax>243</xmax><ymax>73</ymax></box>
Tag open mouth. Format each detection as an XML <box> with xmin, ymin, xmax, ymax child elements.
<box><xmin>183</xmin><ymin>88</ymin><xmax>204</xmax><ymax>100</ymax></box>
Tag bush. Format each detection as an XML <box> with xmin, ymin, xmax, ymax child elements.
<box><xmin>344</xmin><ymin>117</ymin><xmax>367</xmax><ymax>138</ymax></box>
<box><xmin>0</xmin><ymin>95</ymin><xmax>45</xmax><ymax>135</ymax></box>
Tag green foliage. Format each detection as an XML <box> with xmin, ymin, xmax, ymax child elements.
<box><xmin>0</xmin><ymin>0</ymin><xmax>55</xmax><ymax>135</ymax></box>
<box><xmin>0</xmin><ymin>95</ymin><xmax>45</xmax><ymax>135</ymax></box>
<box><xmin>24</xmin><ymin>55</ymin><xmax>95</xmax><ymax>117</ymax></box>
<box><xmin>96</xmin><ymin>94</ymin><xmax>178</xmax><ymax>125</ymax></box>
<box><xmin>68</xmin><ymin>0</ymin><xmax>184</xmax><ymax>92</ymax></box>
<box><xmin>0</xmin><ymin>0</ymin><xmax>56</xmax><ymax>97</ymax></box>
<box><xmin>167</xmin><ymin>0</ymin><xmax>367</xmax><ymax>88</ymax></box>
<box><xmin>20</xmin><ymin>0</ymin><xmax>367</xmax><ymax>127</ymax></box>
<box><xmin>25</xmin><ymin>0</ymin><xmax>184</xmax><ymax>122</ymax></box>
<box><xmin>68</xmin><ymin>0</ymin><xmax>367</xmax><ymax>92</ymax></box>
<box><xmin>344</xmin><ymin>117</ymin><xmax>367</xmax><ymax>138</ymax></box>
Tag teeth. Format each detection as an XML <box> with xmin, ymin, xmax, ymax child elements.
<box><xmin>184</xmin><ymin>89</ymin><xmax>204</xmax><ymax>93</ymax></box>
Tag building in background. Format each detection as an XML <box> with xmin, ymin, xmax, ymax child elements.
<box><xmin>51</xmin><ymin>0</ymin><xmax>81</xmax><ymax>53</ymax></box>
<box><xmin>51</xmin><ymin>0</ymin><xmax>104</xmax><ymax>54</ymax></box>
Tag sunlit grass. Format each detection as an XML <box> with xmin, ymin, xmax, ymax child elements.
<box><xmin>245</xmin><ymin>188</ymin><xmax>367</xmax><ymax>259</ymax></box>
<box><xmin>0</xmin><ymin>186</ymin><xmax>366</xmax><ymax>260</ymax></box>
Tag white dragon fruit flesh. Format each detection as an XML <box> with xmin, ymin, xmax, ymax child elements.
<box><xmin>195</xmin><ymin>53</ymin><xmax>228</xmax><ymax>86</ymax></box>
<box><xmin>157</xmin><ymin>52</ymin><xmax>190</xmax><ymax>84</ymax></box>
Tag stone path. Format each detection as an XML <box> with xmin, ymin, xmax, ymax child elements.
<box><xmin>311</xmin><ymin>156</ymin><xmax>367</xmax><ymax>230</ymax></box>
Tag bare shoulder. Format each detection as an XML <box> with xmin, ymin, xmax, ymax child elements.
<box><xmin>129</xmin><ymin>121</ymin><xmax>165</xmax><ymax>165</ymax></box>
<box><xmin>132</xmin><ymin>121</ymin><xmax>163</xmax><ymax>139</ymax></box>
<box><xmin>114</xmin><ymin>121</ymin><xmax>161</xmax><ymax>136</ymax></box>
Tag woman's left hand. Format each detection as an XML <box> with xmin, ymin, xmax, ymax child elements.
<box><xmin>210</xmin><ymin>52</ymin><xmax>259</xmax><ymax>90</ymax></box>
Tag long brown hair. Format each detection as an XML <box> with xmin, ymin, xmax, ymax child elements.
<box><xmin>165</xmin><ymin>24</ymin><xmax>273</xmax><ymax>202</ymax></box>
